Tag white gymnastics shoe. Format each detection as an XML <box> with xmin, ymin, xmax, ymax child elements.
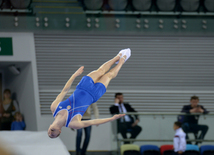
<box><xmin>115</xmin><ymin>48</ymin><xmax>131</xmax><ymax>64</ymax></box>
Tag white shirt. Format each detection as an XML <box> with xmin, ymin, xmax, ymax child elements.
<box><xmin>114</xmin><ymin>103</ymin><xmax>131</xmax><ymax>122</ymax></box>
<box><xmin>174</xmin><ymin>128</ymin><xmax>186</xmax><ymax>152</ymax></box>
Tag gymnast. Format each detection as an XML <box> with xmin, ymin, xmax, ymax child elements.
<box><xmin>48</xmin><ymin>48</ymin><xmax>131</xmax><ymax>138</ymax></box>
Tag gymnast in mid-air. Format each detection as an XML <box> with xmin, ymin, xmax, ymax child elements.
<box><xmin>48</xmin><ymin>48</ymin><xmax>131</xmax><ymax>138</ymax></box>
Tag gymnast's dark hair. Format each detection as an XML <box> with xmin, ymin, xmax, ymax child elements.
<box><xmin>174</xmin><ymin>121</ymin><xmax>182</xmax><ymax>128</ymax></box>
<box><xmin>115</xmin><ymin>92</ymin><xmax>123</xmax><ymax>98</ymax></box>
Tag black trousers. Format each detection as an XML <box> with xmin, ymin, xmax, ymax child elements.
<box><xmin>118</xmin><ymin>122</ymin><xmax>142</xmax><ymax>144</ymax></box>
<box><xmin>182</xmin><ymin>123</ymin><xmax>209</xmax><ymax>144</ymax></box>
<box><xmin>76</xmin><ymin>119</ymin><xmax>91</xmax><ymax>155</ymax></box>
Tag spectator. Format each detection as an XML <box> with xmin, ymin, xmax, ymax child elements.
<box><xmin>75</xmin><ymin>103</ymin><xmax>99</xmax><ymax>155</ymax></box>
<box><xmin>173</xmin><ymin>121</ymin><xmax>186</xmax><ymax>155</ymax></box>
<box><xmin>11</xmin><ymin>112</ymin><xmax>25</xmax><ymax>130</ymax></box>
<box><xmin>109</xmin><ymin>93</ymin><xmax>142</xmax><ymax>144</ymax></box>
<box><xmin>181</xmin><ymin>95</ymin><xmax>209</xmax><ymax>145</ymax></box>
<box><xmin>0</xmin><ymin>89</ymin><xmax>19</xmax><ymax>130</ymax></box>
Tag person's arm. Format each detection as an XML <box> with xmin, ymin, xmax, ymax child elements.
<box><xmin>177</xmin><ymin>134</ymin><xmax>186</xmax><ymax>154</ymax></box>
<box><xmin>199</xmin><ymin>105</ymin><xmax>209</xmax><ymax>114</ymax></box>
<box><xmin>11</xmin><ymin>122</ymin><xmax>14</xmax><ymax>130</ymax></box>
<box><xmin>91</xmin><ymin>102</ymin><xmax>99</xmax><ymax>119</ymax></box>
<box><xmin>181</xmin><ymin>105</ymin><xmax>191</xmax><ymax>113</ymax></box>
<box><xmin>109</xmin><ymin>98</ymin><xmax>120</xmax><ymax>115</ymax></box>
<box><xmin>126</xmin><ymin>104</ymin><xmax>140</xmax><ymax>127</ymax></box>
<box><xmin>20</xmin><ymin>121</ymin><xmax>26</xmax><ymax>130</ymax></box>
<box><xmin>174</xmin><ymin>135</ymin><xmax>179</xmax><ymax>152</ymax></box>
<box><xmin>73</xmin><ymin>114</ymin><xmax>125</xmax><ymax>129</ymax></box>
<box><xmin>50</xmin><ymin>66</ymin><xmax>84</xmax><ymax>111</ymax></box>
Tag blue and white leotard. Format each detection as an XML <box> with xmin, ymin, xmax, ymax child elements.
<box><xmin>53</xmin><ymin>76</ymin><xmax>106</xmax><ymax>127</ymax></box>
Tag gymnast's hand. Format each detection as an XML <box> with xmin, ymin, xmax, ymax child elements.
<box><xmin>112</xmin><ymin>114</ymin><xmax>126</xmax><ymax>120</ymax></box>
<box><xmin>74</xmin><ymin>66</ymin><xmax>84</xmax><ymax>77</ymax></box>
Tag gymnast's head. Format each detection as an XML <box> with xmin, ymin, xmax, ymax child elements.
<box><xmin>48</xmin><ymin>124</ymin><xmax>61</xmax><ymax>138</ymax></box>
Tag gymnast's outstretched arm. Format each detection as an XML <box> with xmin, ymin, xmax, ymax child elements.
<box><xmin>72</xmin><ymin>114</ymin><xmax>125</xmax><ymax>129</ymax></box>
<box><xmin>50</xmin><ymin>66</ymin><xmax>84</xmax><ymax>111</ymax></box>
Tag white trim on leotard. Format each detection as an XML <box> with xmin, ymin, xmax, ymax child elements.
<box><xmin>53</xmin><ymin>102</ymin><xmax>62</xmax><ymax>118</ymax></box>
<box><xmin>54</xmin><ymin>92</ymin><xmax>93</xmax><ymax>127</ymax></box>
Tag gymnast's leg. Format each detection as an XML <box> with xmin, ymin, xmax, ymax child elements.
<box><xmin>76</xmin><ymin>49</ymin><xmax>131</xmax><ymax>129</ymax></box>
<box><xmin>87</xmin><ymin>52</ymin><xmax>122</xmax><ymax>83</ymax></box>
<box><xmin>97</xmin><ymin>54</ymin><xmax>127</xmax><ymax>88</ymax></box>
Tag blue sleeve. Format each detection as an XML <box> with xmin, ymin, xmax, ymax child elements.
<box><xmin>21</xmin><ymin>121</ymin><xmax>26</xmax><ymax>129</ymax></box>
<box><xmin>11</xmin><ymin>122</ymin><xmax>15</xmax><ymax>130</ymax></box>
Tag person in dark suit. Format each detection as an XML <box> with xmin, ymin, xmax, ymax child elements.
<box><xmin>109</xmin><ymin>93</ymin><xmax>142</xmax><ymax>144</ymax></box>
<box><xmin>181</xmin><ymin>95</ymin><xmax>209</xmax><ymax>145</ymax></box>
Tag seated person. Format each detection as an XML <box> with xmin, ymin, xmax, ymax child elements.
<box><xmin>109</xmin><ymin>93</ymin><xmax>142</xmax><ymax>144</ymax></box>
<box><xmin>181</xmin><ymin>96</ymin><xmax>209</xmax><ymax>145</ymax></box>
<box><xmin>11</xmin><ymin>112</ymin><xmax>25</xmax><ymax>130</ymax></box>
